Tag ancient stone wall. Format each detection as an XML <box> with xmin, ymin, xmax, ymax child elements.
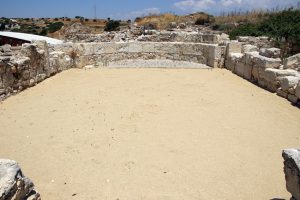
<box><xmin>1</xmin><ymin>41</ymin><xmax>224</xmax><ymax>100</ymax></box>
<box><xmin>51</xmin><ymin>42</ymin><xmax>225</xmax><ymax>68</ymax></box>
<box><xmin>1</xmin><ymin>38</ymin><xmax>300</xmax><ymax>105</ymax></box>
<box><xmin>224</xmin><ymin>41</ymin><xmax>300</xmax><ymax>105</ymax></box>
<box><xmin>0</xmin><ymin>41</ymin><xmax>73</xmax><ymax>100</ymax></box>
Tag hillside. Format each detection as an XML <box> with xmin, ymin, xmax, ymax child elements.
<box><xmin>135</xmin><ymin>12</ymin><xmax>214</xmax><ymax>29</ymax></box>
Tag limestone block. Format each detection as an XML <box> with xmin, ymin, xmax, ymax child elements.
<box><xmin>288</xmin><ymin>94</ymin><xmax>298</xmax><ymax>104</ymax></box>
<box><xmin>225</xmin><ymin>53</ymin><xmax>243</xmax><ymax>71</ymax></box>
<box><xmin>260</xmin><ymin>48</ymin><xmax>281</xmax><ymax>58</ymax></box>
<box><xmin>237</xmin><ymin>36</ymin><xmax>249</xmax><ymax>43</ymax></box>
<box><xmin>226</xmin><ymin>42</ymin><xmax>242</xmax><ymax>58</ymax></box>
<box><xmin>296</xmin><ymin>82</ymin><xmax>300</xmax><ymax>99</ymax></box>
<box><xmin>128</xmin><ymin>42</ymin><xmax>143</xmax><ymax>53</ymax></box>
<box><xmin>242</xmin><ymin>45</ymin><xmax>258</xmax><ymax>53</ymax></box>
<box><xmin>259</xmin><ymin>69</ymin><xmax>300</xmax><ymax>92</ymax></box>
<box><xmin>282</xmin><ymin>149</ymin><xmax>300</xmax><ymax>200</ymax></box>
<box><xmin>116</xmin><ymin>43</ymin><xmax>129</xmax><ymax>53</ymax></box>
<box><xmin>280</xmin><ymin>76</ymin><xmax>300</xmax><ymax>92</ymax></box>
<box><xmin>266</xmin><ymin>48</ymin><xmax>281</xmax><ymax>58</ymax></box>
<box><xmin>234</xmin><ymin>62</ymin><xmax>245</xmax><ymax>77</ymax></box>
<box><xmin>277</xmin><ymin>88</ymin><xmax>288</xmax><ymax>98</ymax></box>
<box><xmin>284</xmin><ymin>53</ymin><xmax>300</xmax><ymax>70</ymax></box>
<box><xmin>252</xmin><ymin>54</ymin><xmax>282</xmax><ymax>69</ymax></box>
<box><xmin>141</xmin><ymin>43</ymin><xmax>155</xmax><ymax>53</ymax></box>
<box><xmin>0</xmin><ymin>159</ymin><xmax>40</xmax><ymax>200</ymax></box>
<box><xmin>243</xmin><ymin>64</ymin><xmax>253</xmax><ymax>80</ymax></box>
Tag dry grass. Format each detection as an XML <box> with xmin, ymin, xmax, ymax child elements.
<box><xmin>136</xmin><ymin>12</ymin><xmax>212</xmax><ymax>29</ymax></box>
<box><xmin>215</xmin><ymin>10</ymin><xmax>273</xmax><ymax>24</ymax></box>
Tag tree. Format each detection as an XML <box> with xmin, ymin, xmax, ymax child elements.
<box><xmin>104</xmin><ymin>20</ymin><xmax>120</xmax><ymax>31</ymax></box>
<box><xmin>0</xmin><ymin>23</ymin><xmax>5</xmax><ymax>31</ymax></box>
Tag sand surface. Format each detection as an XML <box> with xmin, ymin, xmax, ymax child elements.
<box><xmin>0</xmin><ymin>68</ymin><xmax>300</xmax><ymax>200</ymax></box>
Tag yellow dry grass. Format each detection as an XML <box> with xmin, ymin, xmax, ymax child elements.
<box><xmin>136</xmin><ymin>12</ymin><xmax>212</xmax><ymax>29</ymax></box>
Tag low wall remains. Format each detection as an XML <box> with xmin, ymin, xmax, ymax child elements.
<box><xmin>0</xmin><ymin>41</ymin><xmax>224</xmax><ymax>100</ymax></box>
<box><xmin>1</xmin><ymin>38</ymin><xmax>300</xmax><ymax>106</ymax></box>
<box><xmin>51</xmin><ymin>42</ymin><xmax>224</xmax><ymax>68</ymax></box>
<box><xmin>224</xmin><ymin>41</ymin><xmax>300</xmax><ymax>105</ymax></box>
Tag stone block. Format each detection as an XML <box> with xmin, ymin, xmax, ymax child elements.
<box><xmin>226</xmin><ymin>42</ymin><xmax>242</xmax><ymax>59</ymax></box>
<box><xmin>280</xmin><ymin>76</ymin><xmax>300</xmax><ymax>92</ymax></box>
<box><xmin>0</xmin><ymin>159</ymin><xmax>41</xmax><ymax>200</ymax></box>
<box><xmin>277</xmin><ymin>88</ymin><xmax>288</xmax><ymax>98</ymax></box>
<box><xmin>296</xmin><ymin>82</ymin><xmax>300</xmax><ymax>99</ymax></box>
<box><xmin>282</xmin><ymin>149</ymin><xmax>300</xmax><ymax>200</ymax></box>
<box><xmin>284</xmin><ymin>53</ymin><xmax>300</xmax><ymax>70</ymax></box>
<box><xmin>234</xmin><ymin>62</ymin><xmax>245</xmax><ymax>77</ymax></box>
<box><xmin>287</xmin><ymin>94</ymin><xmax>298</xmax><ymax>104</ymax></box>
<box><xmin>242</xmin><ymin>45</ymin><xmax>258</xmax><ymax>53</ymax></box>
<box><xmin>253</xmin><ymin>54</ymin><xmax>282</xmax><ymax>69</ymax></box>
<box><xmin>260</xmin><ymin>48</ymin><xmax>281</xmax><ymax>58</ymax></box>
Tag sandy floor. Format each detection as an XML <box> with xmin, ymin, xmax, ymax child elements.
<box><xmin>0</xmin><ymin>68</ymin><xmax>300</xmax><ymax>200</ymax></box>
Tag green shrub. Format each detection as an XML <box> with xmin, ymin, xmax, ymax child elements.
<box><xmin>39</xmin><ymin>29</ymin><xmax>48</xmax><ymax>36</ymax></box>
<box><xmin>195</xmin><ymin>15</ymin><xmax>214</xmax><ymax>25</ymax></box>
<box><xmin>104</xmin><ymin>20</ymin><xmax>120</xmax><ymax>31</ymax></box>
<box><xmin>47</xmin><ymin>22</ymin><xmax>64</xmax><ymax>33</ymax></box>
<box><xmin>0</xmin><ymin>23</ymin><xmax>5</xmax><ymax>31</ymax></box>
<box><xmin>228</xmin><ymin>8</ymin><xmax>300</xmax><ymax>55</ymax></box>
<box><xmin>229</xmin><ymin>23</ymin><xmax>261</xmax><ymax>39</ymax></box>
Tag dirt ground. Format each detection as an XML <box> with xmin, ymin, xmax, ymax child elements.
<box><xmin>0</xmin><ymin>68</ymin><xmax>299</xmax><ymax>200</ymax></box>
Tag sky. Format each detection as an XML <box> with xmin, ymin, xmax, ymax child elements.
<box><xmin>0</xmin><ymin>0</ymin><xmax>299</xmax><ymax>19</ymax></box>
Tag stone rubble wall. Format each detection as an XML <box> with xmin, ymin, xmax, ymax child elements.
<box><xmin>0</xmin><ymin>159</ymin><xmax>41</xmax><ymax>200</ymax></box>
<box><xmin>51</xmin><ymin>42</ymin><xmax>225</xmax><ymax>69</ymax></box>
<box><xmin>224</xmin><ymin>41</ymin><xmax>300</xmax><ymax>105</ymax></box>
<box><xmin>0</xmin><ymin>41</ymin><xmax>224</xmax><ymax>100</ymax></box>
<box><xmin>65</xmin><ymin>29</ymin><xmax>229</xmax><ymax>45</ymax></box>
<box><xmin>0</xmin><ymin>41</ymin><xmax>73</xmax><ymax>100</ymax></box>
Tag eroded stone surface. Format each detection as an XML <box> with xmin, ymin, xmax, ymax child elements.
<box><xmin>0</xmin><ymin>159</ymin><xmax>40</xmax><ymax>200</ymax></box>
<box><xmin>283</xmin><ymin>149</ymin><xmax>300</xmax><ymax>200</ymax></box>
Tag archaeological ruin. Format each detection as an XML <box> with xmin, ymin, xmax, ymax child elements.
<box><xmin>1</xmin><ymin>26</ymin><xmax>300</xmax><ymax>199</ymax></box>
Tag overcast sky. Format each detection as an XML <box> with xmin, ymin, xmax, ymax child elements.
<box><xmin>0</xmin><ymin>0</ymin><xmax>299</xmax><ymax>19</ymax></box>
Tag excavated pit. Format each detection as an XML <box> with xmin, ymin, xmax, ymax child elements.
<box><xmin>0</xmin><ymin>68</ymin><xmax>300</xmax><ymax>200</ymax></box>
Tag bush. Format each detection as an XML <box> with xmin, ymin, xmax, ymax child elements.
<box><xmin>39</xmin><ymin>29</ymin><xmax>48</xmax><ymax>36</ymax></box>
<box><xmin>229</xmin><ymin>23</ymin><xmax>261</xmax><ymax>39</ymax></box>
<box><xmin>104</xmin><ymin>20</ymin><xmax>120</xmax><ymax>31</ymax></box>
<box><xmin>228</xmin><ymin>8</ymin><xmax>300</xmax><ymax>55</ymax></box>
<box><xmin>47</xmin><ymin>22</ymin><xmax>64</xmax><ymax>33</ymax></box>
<box><xmin>0</xmin><ymin>23</ymin><xmax>5</xmax><ymax>31</ymax></box>
<box><xmin>195</xmin><ymin>15</ymin><xmax>214</xmax><ymax>25</ymax></box>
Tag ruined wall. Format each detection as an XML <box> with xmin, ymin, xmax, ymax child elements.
<box><xmin>224</xmin><ymin>41</ymin><xmax>300</xmax><ymax>105</ymax></box>
<box><xmin>1</xmin><ymin>38</ymin><xmax>300</xmax><ymax>105</ymax></box>
<box><xmin>51</xmin><ymin>42</ymin><xmax>225</xmax><ymax>68</ymax></box>
<box><xmin>0</xmin><ymin>41</ymin><xmax>73</xmax><ymax>100</ymax></box>
<box><xmin>1</xmin><ymin>41</ymin><xmax>224</xmax><ymax>100</ymax></box>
